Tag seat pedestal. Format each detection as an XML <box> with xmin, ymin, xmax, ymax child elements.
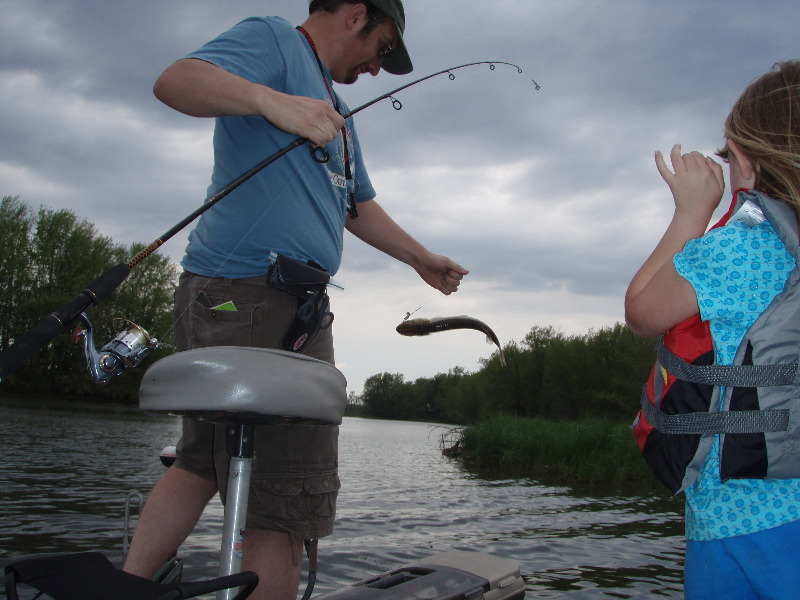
<box><xmin>139</xmin><ymin>347</ymin><xmax>348</xmax><ymax>600</ymax></box>
<box><xmin>218</xmin><ymin>424</ymin><xmax>255</xmax><ymax>600</ymax></box>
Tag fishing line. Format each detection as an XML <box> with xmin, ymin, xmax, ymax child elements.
<box><xmin>0</xmin><ymin>60</ymin><xmax>539</xmax><ymax>381</ymax></box>
<box><xmin>402</xmin><ymin>294</ymin><xmax>432</xmax><ymax>321</ymax></box>
<box><xmin>401</xmin><ymin>282</ymin><xmax>458</xmax><ymax>322</ymax></box>
<box><xmin>403</xmin><ymin>305</ymin><xmax>424</xmax><ymax>321</ymax></box>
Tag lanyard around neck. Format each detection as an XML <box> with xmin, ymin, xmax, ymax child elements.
<box><xmin>296</xmin><ymin>26</ymin><xmax>357</xmax><ymax>218</ymax></box>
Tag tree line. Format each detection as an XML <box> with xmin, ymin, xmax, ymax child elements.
<box><xmin>0</xmin><ymin>196</ymin><xmax>179</xmax><ymax>401</ymax></box>
<box><xmin>1</xmin><ymin>194</ymin><xmax>658</xmax><ymax>421</ymax></box>
<box><xmin>352</xmin><ymin>323</ymin><xmax>657</xmax><ymax>425</ymax></box>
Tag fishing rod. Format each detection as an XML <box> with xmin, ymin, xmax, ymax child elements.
<box><xmin>0</xmin><ymin>61</ymin><xmax>536</xmax><ymax>382</ymax></box>
<box><xmin>129</xmin><ymin>61</ymin><xmax>535</xmax><ymax>268</ymax></box>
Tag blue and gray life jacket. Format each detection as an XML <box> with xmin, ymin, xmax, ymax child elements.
<box><xmin>632</xmin><ymin>189</ymin><xmax>800</xmax><ymax>494</ymax></box>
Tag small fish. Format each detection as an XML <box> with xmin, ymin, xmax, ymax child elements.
<box><xmin>396</xmin><ymin>316</ymin><xmax>506</xmax><ymax>366</ymax></box>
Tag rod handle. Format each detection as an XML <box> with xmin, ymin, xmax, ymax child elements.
<box><xmin>0</xmin><ymin>263</ymin><xmax>130</xmax><ymax>381</ymax></box>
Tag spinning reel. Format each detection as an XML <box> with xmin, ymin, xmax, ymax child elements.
<box><xmin>73</xmin><ymin>314</ymin><xmax>158</xmax><ymax>384</ymax></box>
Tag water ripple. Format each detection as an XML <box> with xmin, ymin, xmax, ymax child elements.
<box><xmin>0</xmin><ymin>398</ymin><xmax>683</xmax><ymax>598</ymax></box>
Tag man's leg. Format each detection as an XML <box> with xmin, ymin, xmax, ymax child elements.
<box><xmin>242</xmin><ymin>530</ymin><xmax>303</xmax><ymax>600</ymax></box>
<box><xmin>123</xmin><ymin>465</ymin><xmax>217</xmax><ymax>578</ymax></box>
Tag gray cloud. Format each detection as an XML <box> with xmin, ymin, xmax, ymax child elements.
<box><xmin>2</xmin><ymin>0</ymin><xmax>798</xmax><ymax>393</ymax></box>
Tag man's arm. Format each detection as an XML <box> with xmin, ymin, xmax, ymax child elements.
<box><xmin>153</xmin><ymin>58</ymin><xmax>344</xmax><ymax>146</ymax></box>
<box><xmin>345</xmin><ymin>199</ymin><xmax>468</xmax><ymax>295</ymax></box>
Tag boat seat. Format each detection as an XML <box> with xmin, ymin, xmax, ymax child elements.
<box><xmin>4</xmin><ymin>551</ymin><xmax>257</xmax><ymax>600</ymax></box>
<box><xmin>139</xmin><ymin>346</ymin><xmax>347</xmax><ymax>425</ymax></box>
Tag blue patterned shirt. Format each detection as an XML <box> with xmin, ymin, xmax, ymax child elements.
<box><xmin>674</xmin><ymin>215</ymin><xmax>800</xmax><ymax>541</ymax></box>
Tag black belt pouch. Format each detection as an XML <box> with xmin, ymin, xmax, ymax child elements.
<box><xmin>267</xmin><ymin>254</ymin><xmax>332</xmax><ymax>352</ymax></box>
<box><xmin>267</xmin><ymin>254</ymin><xmax>330</xmax><ymax>295</ymax></box>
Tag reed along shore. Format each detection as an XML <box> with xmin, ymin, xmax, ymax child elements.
<box><xmin>458</xmin><ymin>414</ymin><xmax>669</xmax><ymax>492</ymax></box>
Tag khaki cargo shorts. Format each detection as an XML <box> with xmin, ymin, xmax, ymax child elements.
<box><xmin>172</xmin><ymin>271</ymin><xmax>339</xmax><ymax>539</ymax></box>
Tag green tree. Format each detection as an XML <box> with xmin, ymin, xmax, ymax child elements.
<box><xmin>0</xmin><ymin>197</ymin><xmax>35</xmax><ymax>350</ymax></box>
<box><xmin>360</xmin><ymin>372</ymin><xmax>407</xmax><ymax>419</ymax></box>
<box><xmin>431</xmin><ymin>367</ymin><xmax>466</xmax><ymax>421</ymax></box>
<box><xmin>582</xmin><ymin>323</ymin><xmax>655</xmax><ymax>417</ymax></box>
<box><xmin>343</xmin><ymin>390</ymin><xmax>361</xmax><ymax>416</ymax></box>
<box><xmin>521</xmin><ymin>325</ymin><xmax>564</xmax><ymax>417</ymax></box>
<box><xmin>475</xmin><ymin>341</ymin><xmax>528</xmax><ymax>417</ymax></box>
<box><xmin>398</xmin><ymin>324</ymin><xmax>654</xmax><ymax>424</ymax></box>
<box><xmin>1</xmin><ymin>198</ymin><xmax>179</xmax><ymax>401</ymax></box>
<box><xmin>21</xmin><ymin>207</ymin><xmax>117</xmax><ymax>392</ymax></box>
<box><xmin>442</xmin><ymin>372</ymin><xmax>484</xmax><ymax>423</ymax></box>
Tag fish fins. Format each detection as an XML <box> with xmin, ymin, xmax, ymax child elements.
<box><xmin>485</xmin><ymin>335</ymin><xmax>507</xmax><ymax>366</ymax></box>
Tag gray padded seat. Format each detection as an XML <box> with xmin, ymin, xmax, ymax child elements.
<box><xmin>139</xmin><ymin>346</ymin><xmax>347</xmax><ymax>425</ymax></box>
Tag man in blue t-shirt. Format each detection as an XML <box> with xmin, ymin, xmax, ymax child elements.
<box><xmin>123</xmin><ymin>2</ymin><xmax>468</xmax><ymax>599</ymax></box>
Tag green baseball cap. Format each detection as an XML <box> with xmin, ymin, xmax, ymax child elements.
<box><xmin>365</xmin><ymin>0</ymin><xmax>413</xmax><ymax>74</ymax></box>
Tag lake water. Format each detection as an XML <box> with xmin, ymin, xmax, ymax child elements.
<box><xmin>0</xmin><ymin>396</ymin><xmax>685</xmax><ymax>598</ymax></box>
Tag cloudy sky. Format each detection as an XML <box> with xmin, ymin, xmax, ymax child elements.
<box><xmin>2</xmin><ymin>1</ymin><xmax>798</xmax><ymax>395</ymax></box>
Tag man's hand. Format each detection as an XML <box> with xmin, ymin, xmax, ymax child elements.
<box><xmin>263</xmin><ymin>90</ymin><xmax>344</xmax><ymax>146</ymax></box>
<box><xmin>154</xmin><ymin>58</ymin><xmax>344</xmax><ymax>146</ymax></box>
<box><xmin>413</xmin><ymin>253</ymin><xmax>468</xmax><ymax>295</ymax></box>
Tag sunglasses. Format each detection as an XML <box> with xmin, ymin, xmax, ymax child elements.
<box><xmin>371</xmin><ymin>17</ymin><xmax>394</xmax><ymax>61</ymax></box>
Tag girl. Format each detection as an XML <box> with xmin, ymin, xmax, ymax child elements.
<box><xmin>626</xmin><ymin>61</ymin><xmax>800</xmax><ymax>599</ymax></box>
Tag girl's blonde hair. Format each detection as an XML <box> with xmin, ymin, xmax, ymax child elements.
<box><xmin>723</xmin><ymin>60</ymin><xmax>800</xmax><ymax>214</ymax></box>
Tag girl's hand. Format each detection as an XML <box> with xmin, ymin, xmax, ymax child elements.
<box><xmin>625</xmin><ymin>144</ymin><xmax>725</xmax><ymax>337</ymax></box>
<box><xmin>655</xmin><ymin>144</ymin><xmax>725</xmax><ymax>220</ymax></box>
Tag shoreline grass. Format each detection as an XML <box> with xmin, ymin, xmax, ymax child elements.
<box><xmin>457</xmin><ymin>414</ymin><xmax>668</xmax><ymax>493</ymax></box>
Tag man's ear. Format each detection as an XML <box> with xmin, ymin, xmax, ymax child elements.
<box><xmin>344</xmin><ymin>2</ymin><xmax>368</xmax><ymax>30</ymax></box>
<box><xmin>727</xmin><ymin>139</ymin><xmax>757</xmax><ymax>186</ymax></box>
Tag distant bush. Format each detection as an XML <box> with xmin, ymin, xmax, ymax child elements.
<box><xmin>458</xmin><ymin>414</ymin><xmax>665</xmax><ymax>492</ymax></box>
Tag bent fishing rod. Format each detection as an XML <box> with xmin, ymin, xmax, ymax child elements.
<box><xmin>0</xmin><ymin>61</ymin><xmax>537</xmax><ymax>382</ymax></box>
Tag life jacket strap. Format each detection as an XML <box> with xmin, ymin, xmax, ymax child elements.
<box><xmin>641</xmin><ymin>391</ymin><xmax>790</xmax><ymax>435</ymax></box>
<box><xmin>656</xmin><ymin>337</ymin><xmax>797</xmax><ymax>387</ymax></box>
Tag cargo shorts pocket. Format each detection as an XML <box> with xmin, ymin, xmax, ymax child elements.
<box><xmin>188</xmin><ymin>291</ymin><xmax>263</xmax><ymax>349</ymax></box>
<box><xmin>250</xmin><ymin>471</ymin><xmax>341</xmax><ymax>527</ymax></box>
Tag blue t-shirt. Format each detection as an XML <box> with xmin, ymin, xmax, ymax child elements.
<box><xmin>674</xmin><ymin>214</ymin><xmax>800</xmax><ymax>541</ymax></box>
<box><xmin>181</xmin><ymin>17</ymin><xmax>375</xmax><ymax>278</ymax></box>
